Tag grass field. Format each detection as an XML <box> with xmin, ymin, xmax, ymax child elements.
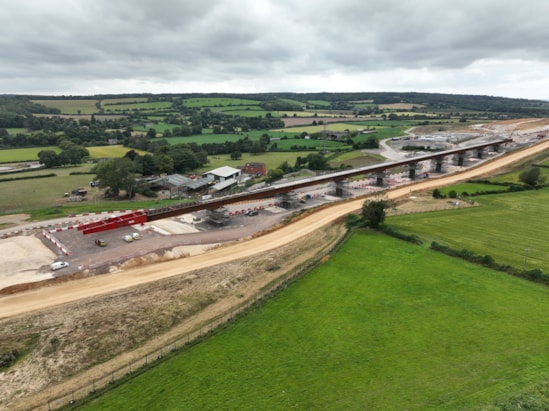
<box><xmin>102</xmin><ymin>102</ymin><xmax>173</xmax><ymax>112</ymax></box>
<box><xmin>389</xmin><ymin>188</ymin><xmax>549</xmax><ymax>272</ymax></box>
<box><xmin>197</xmin><ymin>151</ymin><xmax>313</xmax><ymax>173</ymax></box>
<box><xmin>438</xmin><ymin>182</ymin><xmax>509</xmax><ymax>196</ymax></box>
<box><xmin>31</xmin><ymin>99</ymin><xmax>98</xmax><ymax>115</ymax></box>
<box><xmin>81</xmin><ymin>232</ymin><xmax>549</xmax><ymax>410</ymax></box>
<box><xmin>182</xmin><ymin>97</ymin><xmax>261</xmax><ymax>108</ymax></box>
<box><xmin>0</xmin><ymin>146</ymin><xmax>61</xmax><ymax>162</ymax></box>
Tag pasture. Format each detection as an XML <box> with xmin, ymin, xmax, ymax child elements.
<box><xmin>389</xmin><ymin>188</ymin><xmax>549</xmax><ymax>272</ymax></box>
<box><xmin>0</xmin><ymin>166</ymin><xmax>95</xmax><ymax>214</ymax></box>
<box><xmin>30</xmin><ymin>99</ymin><xmax>98</xmax><ymax>115</ymax></box>
<box><xmin>80</xmin><ymin>232</ymin><xmax>549</xmax><ymax>410</ymax></box>
<box><xmin>163</xmin><ymin>130</ymin><xmax>301</xmax><ymax>146</ymax></box>
<box><xmin>197</xmin><ymin>151</ymin><xmax>313</xmax><ymax>173</ymax></box>
<box><xmin>438</xmin><ymin>182</ymin><xmax>509</xmax><ymax>196</ymax></box>
<box><xmin>182</xmin><ymin>97</ymin><xmax>261</xmax><ymax>108</ymax></box>
<box><xmin>0</xmin><ymin>146</ymin><xmax>60</xmax><ymax>162</ymax></box>
<box><xmin>102</xmin><ymin>101</ymin><xmax>173</xmax><ymax>112</ymax></box>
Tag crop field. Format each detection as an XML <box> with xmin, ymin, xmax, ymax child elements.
<box><xmin>389</xmin><ymin>188</ymin><xmax>549</xmax><ymax>272</ymax></box>
<box><xmin>221</xmin><ymin>109</ymin><xmax>273</xmax><ymax>117</ymax></box>
<box><xmin>182</xmin><ymin>97</ymin><xmax>261</xmax><ymax>108</ymax></box>
<box><xmin>0</xmin><ymin>146</ymin><xmax>60</xmax><ymax>162</ymax></box>
<box><xmin>101</xmin><ymin>97</ymin><xmax>148</xmax><ymax>105</ymax></box>
<box><xmin>102</xmin><ymin>102</ymin><xmax>173</xmax><ymax>112</ymax></box>
<box><xmin>31</xmin><ymin>99</ymin><xmax>98</xmax><ymax>115</ymax></box>
<box><xmin>81</xmin><ymin>232</ymin><xmax>549</xmax><ymax>410</ymax></box>
<box><xmin>86</xmin><ymin>145</ymin><xmax>148</xmax><ymax>158</ymax></box>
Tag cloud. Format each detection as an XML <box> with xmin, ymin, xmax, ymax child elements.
<box><xmin>1</xmin><ymin>0</ymin><xmax>548</xmax><ymax>98</ymax></box>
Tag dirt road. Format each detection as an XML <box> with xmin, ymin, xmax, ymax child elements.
<box><xmin>1</xmin><ymin>139</ymin><xmax>548</xmax><ymax>319</ymax></box>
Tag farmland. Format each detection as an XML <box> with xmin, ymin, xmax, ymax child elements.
<box><xmin>31</xmin><ymin>99</ymin><xmax>98</xmax><ymax>115</ymax></box>
<box><xmin>389</xmin><ymin>188</ymin><xmax>549</xmax><ymax>272</ymax></box>
<box><xmin>0</xmin><ymin>146</ymin><xmax>61</xmax><ymax>163</ymax></box>
<box><xmin>81</xmin><ymin>232</ymin><xmax>549</xmax><ymax>410</ymax></box>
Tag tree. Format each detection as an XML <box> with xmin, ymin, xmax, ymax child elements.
<box><xmin>93</xmin><ymin>157</ymin><xmax>137</xmax><ymax>198</ymax></box>
<box><xmin>519</xmin><ymin>167</ymin><xmax>545</xmax><ymax>187</ymax></box>
<box><xmin>153</xmin><ymin>153</ymin><xmax>174</xmax><ymax>174</ymax></box>
<box><xmin>230</xmin><ymin>151</ymin><xmax>242</xmax><ymax>160</ymax></box>
<box><xmin>38</xmin><ymin>150</ymin><xmax>59</xmax><ymax>168</ymax></box>
<box><xmin>361</xmin><ymin>196</ymin><xmax>390</xmax><ymax>229</ymax></box>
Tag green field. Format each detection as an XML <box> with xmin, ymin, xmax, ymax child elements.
<box><xmin>102</xmin><ymin>102</ymin><xmax>173</xmax><ymax>112</ymax></box>
<box><xmin>31</xmin><ymin>99</ymin><xmax>98</xmax><ymax>115</ymax></box>
<box><xmin>81</xmin><ymin>232</ymin><xmax>549</xmax><ymax>410</ymax></box>
<box><xmin>101</xmin><ymin>97</ymin><xmax>148</xmax><ymax>105</ymax></box>
<box><xmin>389</xmin><ymin>189</ymin><xmax>549</xmax><ymax>272</ymax></box>
<box><xmin>197</xmin><ymin>151</ymin><xmax>313</xmax><ymax>173</ymax></box>
<box><xmin>0</xmin><ymin>146</ymin><xmax>61</xmax><ymax>162</ymax></box>
<box><xmin>438</xmin><ymin>182</ymin><xmax>509</xmax><ymax>196</ymax></box>
<box><xmin>163</xmin><ymin>130</ymin><xmax>302</xmax><ymax>146</ymax></box>
<box><xmin>0</xmin><ymin>166</ymin><xmax>96</xmax><ymax>214</ymax></box>
<box><xmin>182</xmin><ymin>97</ymin><xmax>261</xmax><ymax>108</ymax></box>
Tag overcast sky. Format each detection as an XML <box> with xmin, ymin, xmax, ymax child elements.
<box><xmin>2</xmin><ymin>0</ymin><xmax>549</xmax><ymax>99</ymax></box>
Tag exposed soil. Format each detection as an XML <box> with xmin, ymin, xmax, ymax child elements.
<box><xmin>0</xmin><ymin>126</ymin><xmax>547</xmax><ymax>411</ymax></box>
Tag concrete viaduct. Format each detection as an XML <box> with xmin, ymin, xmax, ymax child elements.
<box><xmin>145</xmin><ymin>138</ymin><xmax>511</xmax><ymax>221</ymax></box>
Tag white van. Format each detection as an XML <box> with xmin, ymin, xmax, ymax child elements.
<box><xmin>50</xmin><ymin>261</ymin><xmax>69</xmax><ymax>271</ymax></box>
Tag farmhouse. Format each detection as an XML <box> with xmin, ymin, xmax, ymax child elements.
<box><xmin>241</xmin><ymin>162</ymin><xmax>267</xmax><ymax>177</ymax></box>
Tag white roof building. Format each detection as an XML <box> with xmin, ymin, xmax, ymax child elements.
<box><xmin>203</xmin><ymin>166</ymin><xmax>242</xmax><ymax>182</ymax></box>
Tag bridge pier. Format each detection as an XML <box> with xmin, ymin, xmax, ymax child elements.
<box><xmin>374</xmin><ymin>171</ymin><xmax>387</xmax><ymax>187</ymax></box>
<box><xmin>206</xmin><ymin>207</ymin><xmax>229</xmax><ymax>225</ymax></box>
<box><xmin>476</xmin><ymin>148</ymin><xmax>484</xmax><ymax>159</ymax></box>
<box><xmin>432</xmin><ymin>157</ymin><xmax>447</xmax><ymax>173</ymax></box>
<box><xmin>408</xmin><ymin>163</ymin><xmax>419</xmax><ymax>180</ymax></box>
<box><xmin>454</xmin><ymin>152</ymin><xmax>467</xmax><ymax>167</ymax></box>
<box><xmin>278</xmin><ymin>191</ymin><xmax>299</xmax><ymax>209</ymax></box>
<box><xmin>493</xmin><ymin>143</ymin><xmax>502</xmax><ymax>153</ymax></box>
<box><xmin>334</xmin><ymin>179</ymin><xmax>351</xmax><ymax>197</ymax></box>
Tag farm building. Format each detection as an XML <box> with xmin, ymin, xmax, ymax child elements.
<box><xmin>149</xmin><ymin>174</ymin><xmax>193</xmax><ymax>196</ymax></box>
<box><xmin>149</xmin><ymin>174</ymin><xmax>217</xmax><ymax>197</ymax></box>
<box><xmin>202</xmin><ymin>166</ymin><xmax>241</xmax><ymax>182</ymax></box>
<box><xmin>241</xmin><ymin>162</ymin><xmax>266</xmax><ymax>177</ymax></box>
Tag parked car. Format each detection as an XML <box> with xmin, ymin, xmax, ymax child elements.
<box><xmin>50</xmin><ymin>261</ymin><xmax>69</xmax><ymax>271</ymax></box>
<box><xmin>95</xmin><ymin>239</ymin><xmax>107</xmax><ymax>247</ymax></box>
<box><xmin>131</xmin><ymin>232</ymin><xmax>141</xmax><ymax>240</ymax></box>
<box><xmin>123</xmin><ymin>234</ymin><xmax>134</xmax><ymax>243</ymax></box>
<box><xmin>246</xmin><ymin>210</ymin><xmax>259</xmax><ymax>216</ymax></box>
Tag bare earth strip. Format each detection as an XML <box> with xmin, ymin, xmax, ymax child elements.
<box><xmin>2</xmin><ymin>139</ymin><xmax>548</xmax><ymax>320</ymax></box>
<box><xmin>0</xmin><ymin>141</ymin><xmax>549</xmax><ymax>318</ymax></box>
<box><xmin>0</xmin><ymin>139</ymin><xmax>547</xmax><ymax>411</ymax></box>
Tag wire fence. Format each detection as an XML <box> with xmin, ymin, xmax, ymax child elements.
<box><xmin>35</xmin><ymin>232</ymin><xmax>344</xmax><ymax>411</ymax></box>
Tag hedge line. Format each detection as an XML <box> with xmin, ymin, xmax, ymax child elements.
<box><xmin>430</xmin><ymin>241</ymin><xmax>548</xmax><ymax>285</ymax></box>
<box><xmin>0</xmin><ymin>173</ymin><xmax>56</xmax><ymax>183</ymax></box>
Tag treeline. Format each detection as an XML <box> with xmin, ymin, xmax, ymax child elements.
<box><xmin>430</xmin><ymin>241</ymin><xmax>548</xmax><ymax>285</ymax></box>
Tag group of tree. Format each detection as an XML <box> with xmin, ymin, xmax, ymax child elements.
<box><xmin>38</xmin><ymin>145</ymin><xmax>89</xmax><ymax>168</ymax></box>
